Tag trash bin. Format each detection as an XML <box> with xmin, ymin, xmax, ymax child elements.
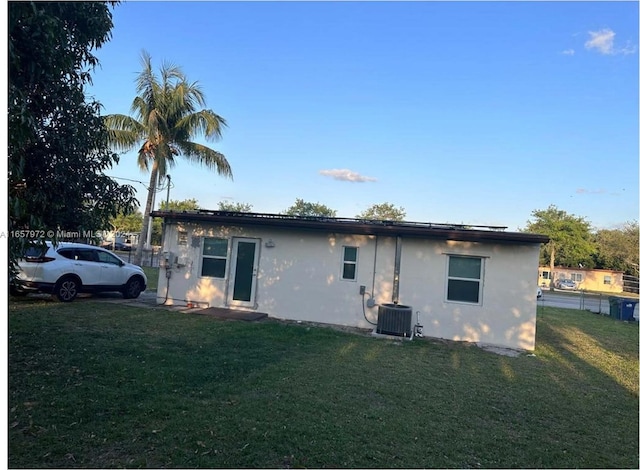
<box><xmin>609</xmin><ymin>297</ymin><xmax>621</xmax><ymax>319</ymax></box>
<box><xmin>619</xmin><ymin>299</ymin><xmax>639</xmax><ymax>321</ymax></box>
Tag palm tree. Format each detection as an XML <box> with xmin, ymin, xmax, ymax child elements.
<box><xmin>105</xmin><ymin>50</ymin><xmax>232</xmax><ymax>265</ymax></box>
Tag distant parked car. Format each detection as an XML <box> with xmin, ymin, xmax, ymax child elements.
<box><xmin>101</xmin><ymin>241</ymin><xmax>132</xmax><ymax>251</ymax></box>
<box><xmin>11</xmin><ymin>241</ymin><xmax>147</xmax><ymax>302</ymax></box>
<box><xmin>556</xmin><ymin>279</ymin><xmax>577</xmax><ymax>290</ymax></box>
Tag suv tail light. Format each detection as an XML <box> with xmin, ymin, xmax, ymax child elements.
<box><xmin>22</xmin><ymin>244</ymin><xmax>54</xmax><ymax>263</ymax></box>
<box><xmin>25</xmin><ymin>256</ymin><xmax>55</xmax><ymax>263</ymax></box>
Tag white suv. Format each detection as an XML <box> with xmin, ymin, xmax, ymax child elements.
<box><xmin>12</xmin><ymin>241</ymin><xmax>147</xmax><ymax>302</ymax></box>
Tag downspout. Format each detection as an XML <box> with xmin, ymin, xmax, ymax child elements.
<box><xmin>392</xmin><ymin>236</ymin><xmax>402</xmax><ymax>304</ymax></box>
<box><xmin>364</xmin><ymin>236</ymin><xmax>380</xmax><ymax>311</ymax></box>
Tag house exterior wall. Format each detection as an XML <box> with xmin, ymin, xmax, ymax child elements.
<box><xmin>398</xmin><ymin>239</ymin><xmax>539</xmax><ymax>350</ymax></box>
<box><xmin>158</xmin><ymin>221</ymin><xmax>540</xmax><ymax>350</ymax></box>
<box><xmin>537</xmin><ymin>266</ymin><xmax>624</xmax><ymax>293</ymax></box>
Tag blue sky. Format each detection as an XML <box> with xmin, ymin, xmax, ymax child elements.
<box><xmin>87</xmin><ymin>1</ymin><xmax>639</xmax><ymax>231</ymax></box>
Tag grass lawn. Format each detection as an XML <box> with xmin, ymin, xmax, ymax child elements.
<box><xmin>8</xmin><ymin>300</ymin><xmax>639</xmax><ymax>468</ymax></box>
<box><xmin>142</xmin><ymin>266</ymin><xmax>159</xmax><ymax>291</ymax></box>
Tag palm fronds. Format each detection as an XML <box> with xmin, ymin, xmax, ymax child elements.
<box><xmin>104</xmin><ymin>49</ymin><xmax>231</xmax><ymax>263</ymax></box>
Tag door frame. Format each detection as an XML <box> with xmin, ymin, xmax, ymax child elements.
<box><xmin>226</xmin><ymin>237</ymin><xmax>261</xmax><ymax>308</ymax></box>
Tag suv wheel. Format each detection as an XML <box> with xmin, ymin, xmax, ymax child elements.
<box><xmin>122</xmin><ymin>276</ymin><xmax>143</xmax><ymax>299</ymax></box>
<box><xmin>55</xmin><ymin>276</ymin><xmax>80</xmax><ymax>302</ymax></box>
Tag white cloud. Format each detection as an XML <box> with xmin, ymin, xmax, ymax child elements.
<box><xmin>619</xmin><ymin>41</ymin><xmax>638</xmax><ymax>55</ymax></box>
<box><xmin>561</xmin><ymin>49</ymin><xmax>575</xmax><ymax>56</ymax></box>
<box><xmin>585</xmin><ymin>29</ymin><xmax>615</xmax><ymax>54</ymax></box>
<box><xmin>584</xmin><ymin>28</ymin><xmax>637</xmax><ymax>55</ymax></box>
<box><xmin>319</xmin><ymin>169</ymin><xmax>377</xmax><ymax>183</ymax></box>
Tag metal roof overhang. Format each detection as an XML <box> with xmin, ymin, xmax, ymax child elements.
<box><xmin>151</xmin><ymin>210</ymin><xmax>550</xmax><ymax>245</ymax></box>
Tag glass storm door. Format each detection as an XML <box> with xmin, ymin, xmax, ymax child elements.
<box><xmin>227</xmin><ymin>238</ymin><xmax>260</xmax><ymax>307</ymax></box>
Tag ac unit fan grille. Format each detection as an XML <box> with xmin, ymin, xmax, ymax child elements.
<box><xmin>376</xmin><ymin>304</ymin><xmax>412</xmax><ymax>337</ymax></box>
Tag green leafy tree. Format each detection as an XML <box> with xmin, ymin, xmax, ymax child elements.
<box><xmin>283</xmin><ymin>199</ymin><xmax>336</xmax><ymax>217</ymax></box>
<box><xmin>158</xmin><ymin>198</ymin><xmax>200</xmax><ymax>212</ymax></box>
<box><xmin>522</xmin><ymin>205</ymin><xmax>596</xmax><ymax>288</ymax></box>
<box><xmin>593</xmin><ymin>221</ymin><xmax>639</xmax><ymax>275</ymax></box>
<box><xmin>356</xmin><ymin>203</ymin><xmax>406</xmax><ymax>221</ymax></box>
<box><xmin>104</xmin><ymin>210</ymin><xmax>142</xmax><ymax>250</ymax></box>
<box><xmin>105</xmin><ymin>50</ymin><xmax>232</xmax><ymax>264</ymax></box>
<box><xmin>110</xmin><ymin>211</ymin><xmax>143</xmax><ymax>234</ymax></box>
<box><xmin>8</xmin><ymin>1</ymin><xmax>137</xmax><ymax>278</ymax></box>
<box><xmin>218</xmin><ymin>201</ymin><xmax>254</xmax><ymax>212</ymax></box>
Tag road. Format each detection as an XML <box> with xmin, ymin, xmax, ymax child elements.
<box><xmin>538</xmin><ymin>290</ymin><xmax>639</xmax><ymax>318</ymax></box>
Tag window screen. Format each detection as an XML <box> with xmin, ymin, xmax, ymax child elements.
<box><xmin>447</xmin><ymin>256</ymin><xmax>483</xmax><ymax>304</ymax></box>
<box><xmin>201</xmin><ymin>238</ymin><xmax>228</xmax><ymax>278</ymax></box>
<box><xmin>342</xmin><ymin>246</ymin><xmax>358</xmax><ymax>281</ymax></box>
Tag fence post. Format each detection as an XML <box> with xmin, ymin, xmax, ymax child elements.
<box><xmin>599</xmin><ymin>293</ymin><xmax>602</xmax><ymax>314</ymax></box>
<box><xmin>150</xmin><ymin>249</ymin><xmax>155</xmax><ymax>268</ymax></box>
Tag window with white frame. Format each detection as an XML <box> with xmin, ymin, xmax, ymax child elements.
<box><xmin>201</xmin><ymin>237</ymin><xmax>228</xmax><ymax>278</ymax></box>
<box><xmin>603</xmin><ymin>275</ymin><xmax>612</xmax><ymax>285</ymax></box>
<box><xmin>541</xmin><ymin>270</ymin><xmax>551</xmax><ymax>280</ymax></box>
<box><xmin>447</xmin><ymin>255</ymin><xmax>483</xmax><ymax>304</ymax></box>
<box><xmin>571</xmin><ymin>273</ymin><xmax>583</xmax><ymax>282</ymax></box>
<box><xmin>341</xmin><ymin>246</ymin><xmax>358</xmax><ymax>281</ymax></box>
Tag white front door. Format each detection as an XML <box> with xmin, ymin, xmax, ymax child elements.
<box><xmin>227</xmin><ymin>238</ymin><xmax>260</xmax><ymax>308</ymax></box>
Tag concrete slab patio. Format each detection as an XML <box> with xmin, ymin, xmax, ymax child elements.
<box><xmin>89</xmin><ymin>291</ymin><xmax>268</xmax><ymax>321</ymax></box>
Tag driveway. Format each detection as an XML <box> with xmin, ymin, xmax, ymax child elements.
<box><xmin>14</xmin><ymin>290</ymin><xmax>162</xmax><ymax>309</ymax></box>
<box><xmin>87</xmin><ymin>290</ymin><xmax>159</xmax><ymax>307</ymax></box>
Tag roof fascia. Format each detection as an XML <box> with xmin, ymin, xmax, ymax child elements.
<box><xmin>152</xmin><ymin>211</ymin><xmax>550</xmax><ymax>245</ymax></box>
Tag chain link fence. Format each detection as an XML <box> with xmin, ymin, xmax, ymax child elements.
<box><xmin>623</xmin><ymin>275</ymin><xmax>639</xmax><ymax>294</ymax></box>
<box><xmin>115</xmin><ymin>248</ymin><xmax>161</xmax><ymax>267</ymax></box>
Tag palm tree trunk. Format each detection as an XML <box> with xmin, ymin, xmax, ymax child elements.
<box><xmin>134</xmin><ymin>165</ymin><xmax>158</xmax><ymax>266</ymax></box>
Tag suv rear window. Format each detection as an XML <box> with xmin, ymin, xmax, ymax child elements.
<box><xmin>23</xmin><ymin>245</ymin><xmax>49</xmax><ymax>260</ymax></box>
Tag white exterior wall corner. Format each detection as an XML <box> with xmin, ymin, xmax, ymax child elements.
<box><xmin>158</xmin><ymin>222</ymin><xmax>541</xmax><ymax>351</ymax></box>
<box><xmin>399</xmin><ymin>239</ymin><xmax>540</xmax><ymax>351</ymax></box>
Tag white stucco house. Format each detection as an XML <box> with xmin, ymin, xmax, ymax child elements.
<box><xmin>151</xmin><ymin>210</ymin><xmax>549</xmax><ymax>351</ymax></box>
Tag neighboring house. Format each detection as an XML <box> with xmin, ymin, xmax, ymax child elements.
<box><xmin>152</xmin><ymin>210</ymin><xmax>549</xmax><ymax>351</ymax></box>
<box><xmin>538</xmin><ymin>266</ymin><xmax>624</xmax><ymax>293</ymax></box>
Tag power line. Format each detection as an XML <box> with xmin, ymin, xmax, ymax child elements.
<box><xmin>109</xmin><ymin>175</ymin><xmax>148</xmax><ymax>186</ymax></box>
<box><xmin>110</xmin><ymin>175</ymin><xmax>174</xmax><ymax>192</ymax></box>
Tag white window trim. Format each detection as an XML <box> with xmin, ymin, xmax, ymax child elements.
<box><xmin>441</xmin><ymin>251</ymin><xmax>491</xmax><ymax>259</ymax></box>
<box><xmin>201</xmin><ymin>237</ymin><xmax>229</xmax><ymax>279</ymax></box>
<box><xmin>341</xmin><ymin>246</ymin><xmax>358</xmax><ymax>282</ymax></box>
<box><xmin>445</xmin><ymin>254</ymin><xmax>485</xmax><ymax>306</ymax></box>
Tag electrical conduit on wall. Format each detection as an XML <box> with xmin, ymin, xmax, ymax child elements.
<box><xmin>393</xmin><ymin>236</ymin><xmax>402</xmax><ymax>304</ymax></box>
